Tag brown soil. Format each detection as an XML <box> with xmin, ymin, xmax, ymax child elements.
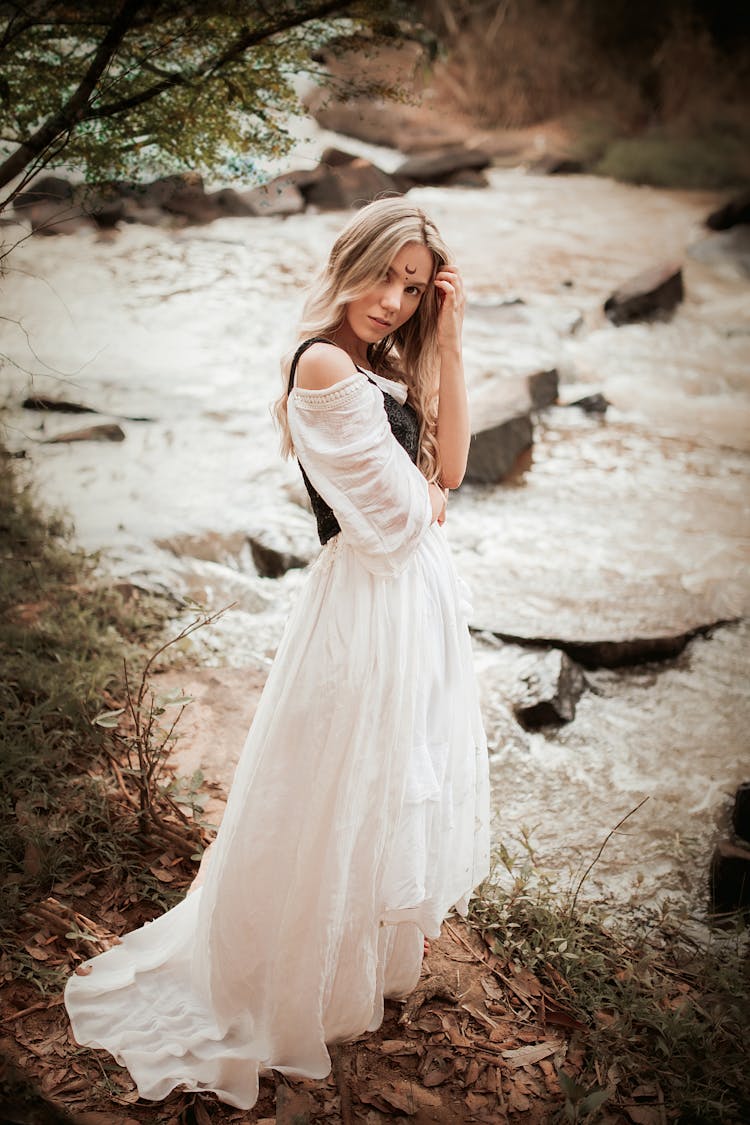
<box><xmin>1</xmin><ymin>907</ymin><xmax>595</xmax><ymax>1124</ymax></box>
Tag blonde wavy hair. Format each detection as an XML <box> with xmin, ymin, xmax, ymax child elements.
<box><xmin>273</xmin><ymin>196</ymin><xmax>450</xmax><ymax>484</ymax></box>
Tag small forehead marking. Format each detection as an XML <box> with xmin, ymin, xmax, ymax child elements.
<box><xmin>404</xmin><ymin>264</ymin><xmax>417</xmax><ymax>275</ymax></box>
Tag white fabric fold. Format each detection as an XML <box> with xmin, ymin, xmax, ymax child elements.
<box><xmin>287</xmin><ymin>373</ymin><xmax>431</xmax><ymax>578</ymax></box>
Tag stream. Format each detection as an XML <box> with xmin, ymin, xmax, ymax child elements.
<box><xmin>2</xmin><ymin>125</ymin><xmax>749</xmax><ymax>921</ymax></box>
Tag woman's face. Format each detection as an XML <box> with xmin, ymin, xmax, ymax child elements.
<box><xmin>342</xmin><ymin>241</ymin><xmax>434</xmax><ymax>351</ymax></box>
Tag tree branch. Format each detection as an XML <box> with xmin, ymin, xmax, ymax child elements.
<box><xmin>0</xmin><ymin>0</ymin><xmax>145</xmax><ymax>195</ymax></box>
<box><xmin>87</xmin><ymin>0</ymin><xmax>351</xmax><ymax>119</ymax></box>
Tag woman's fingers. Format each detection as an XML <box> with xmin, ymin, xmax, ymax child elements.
<box><xmin>435</xmin><ymin>265</ymin><xmax>465</xmax><ymax>350</ymax></box>
<box><xmin>435</xmin><ymin>266</ymin><xmax>465</xmax><ymax>310</ymax></box>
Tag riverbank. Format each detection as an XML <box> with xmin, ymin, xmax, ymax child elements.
<box><xmin>1</xmin><ymin>453</ymin><xmax>747</xmax><ymax>1124</ymax></box>
<box><xmin>3</xmin><ymin>160</ymin><xmax>748</xmax><ymax>916</ymax></box>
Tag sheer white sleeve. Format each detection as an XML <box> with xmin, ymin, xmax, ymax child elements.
<box><xmin>287</xmin><ymin>372</ymin><xmax>432</xmax><ymax>577</ymax></box>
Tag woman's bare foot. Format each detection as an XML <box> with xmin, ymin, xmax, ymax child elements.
<box><xmin>423</xmin><ymin>936</ymin><xmax>430</xmax><ymax>957</ymax></box>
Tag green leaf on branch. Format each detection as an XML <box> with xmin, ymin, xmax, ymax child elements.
<box><xmin>92</xmin><ymin>707</ymin><xmax>125</xmax><ymax>728</ymax></box>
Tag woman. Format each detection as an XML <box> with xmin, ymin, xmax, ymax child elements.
<box><xmin>64</xmin><ymin>197</ymin><xmax>490</xmax><ymax>1110</ymax></box>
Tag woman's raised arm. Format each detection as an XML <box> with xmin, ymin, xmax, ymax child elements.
<box><xmin>433</xmin><ymin>265</ymin><xmax>470</xmax><ymax>490</ymax></box>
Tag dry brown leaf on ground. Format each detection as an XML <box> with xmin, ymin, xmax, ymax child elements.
<box><xmin>439</xmin><ymin>1013</ymin><xmax>472</xmax><ymax>1046</ymax></box>
<box><xmin>410</xmin><ymin>1011</ymin><xmax>443</xmax><ymax>1034</ymax></box>
<box><xmin>422</xmin><ymin>1065</ymin><xmax>453</xmax><ymax>1088</ymax></box>
<box><xmin>508</xmin><ymin>1084</ymin><xmax>532</xmax><ymax>1112</ymax></box>
<box><xmin>541</xmin><ymin>997</ymin><xmax>586</xmax><ymax>1031</ymax></box>
<box><xmin>149</xmin><ymin>865</ymin><xmax>176</xmax><ymax>883</ymax></box>
<box><xmin>480</xmin><ymin>975</ymin><xmax>505</xmax><ymax>1002</ymax></box>
<box><xmin>419</xmin><ymin>1048</ymin><xmax>454</xmax><ymax>1088</ymax></box>
<box><xmin>23</xmin><ymin>943</ymin><xmax>50</xmax><ymax>962</ymax></box>
<box><xmin>360</xmin><ymin>1078</ymin><xmax>416</xmax><ymax>1114</ymax></box>
<box><xmin>459</xmin><ymin>1000</ymin><xmax>499</xmax><ymax>1030</ymax></box>
<box><xmin>465</xmin><ymin>1090</ymin><xmax>489</xmax><ymax>1113</ymax></box>
<box><xmin>502</xmin><ymin>1040</ymin><xmax>562</xmax><ymax>1069</ymax></box>
<box><xmin>378</xmin><ymin>1038</ymin><xmax>418</xmax><ymax>1055</ymax></box>
<box><xmin>463</xmin><ymin>1058</ymin><xmax>480</xmax><ymax>1087</ymax></box>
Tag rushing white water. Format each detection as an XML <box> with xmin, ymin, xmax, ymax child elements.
<box><xmin>2</xmin><ymin>132</ymin><xmax>748</xmax><ymax>917</ymax></box>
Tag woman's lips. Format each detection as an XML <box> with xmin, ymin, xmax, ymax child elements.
<box><xmin>369</xmin><ymin>316</ymin><xmax>392</xmax><ymax>329</ymax></box>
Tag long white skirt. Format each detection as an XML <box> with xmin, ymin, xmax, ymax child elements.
<box><xmin>64</xmin><ymin>525</ymin><xmax>491</xmax><ymax>1109</ymax></box>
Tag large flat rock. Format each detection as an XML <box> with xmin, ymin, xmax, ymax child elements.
<box><xmin>470</xmin><ymin>576</ymin><xmax>734</xmax><ymax>667</ymax></box>
<box><xmin>451</xmin><ymin>408</ymin><xmax>749</xmax><ymax>668</ymax></box>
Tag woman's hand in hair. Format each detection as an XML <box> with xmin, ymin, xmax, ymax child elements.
<box><xmin>434</xmin><ymin>265</ymin><xmax>465</xmax><ymax>356</ymax></box>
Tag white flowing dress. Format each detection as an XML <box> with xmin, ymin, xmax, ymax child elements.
<box><xmin>64</xmin><ymin>367</ymin><xmax>491</xmax><ymax>1110</ymax></box>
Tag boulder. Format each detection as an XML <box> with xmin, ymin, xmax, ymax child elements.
<box><xmin>319</xmin><ymin>146</ymin><xmax>359</xmax><ymax>167</ymax></box>
<box><xmin>732</xmin><ymin>783</ymin><xmax>750</xmax><ymax>845</ymax></box>
<box><xmin>473</xmin><ymin>618</ymin><xmax>733</xmax><ymax>670</ymax></box>
<box><xmin>527</xmin><ymin>368</ymin><xmax>559</xmax><ymax>409</ymax></box>
<box><xmin>120</xmin><ymin>199</ymin><xmax>174</xmax><ymax>227</ymax></box>
<box><xmin>463</xmin><ymin>369</ymin><xmax>561</xmax><ymax>485</ymax></box>
<box><xmin>22</xmin><ymin>396</ymin><xmax>97</xmax><ymax>414</ymax></box>
<box><xmin>90</xmin><ymin>174</ymin><xmax>209</xmax><ymax>226</ymax></box>
<box><xmin>705</xmin><ymin>191</ymin><xmax>750</xmax><ymax>230</ymax></box>
<box><xmin>44</xmin><ymin>423</ymin><xmax>125</xmax><ymax>443</ymax></box>
<box><xmin>567</xmin><ymin>392</ymin><xmax>609</xmax><ymax>415</ymax></box>
<box><xmin>511</xmin><ymin>648</ymin><xmax>586</xmax><ymax>728</ymax></box>
<box><xmin>441</xmin><ymin>167</ymin><xmax>489</xmax><ymax>189</ymax></box>
<box><xmin>75</xmin><ymin>185</ymin><xmax>127</xmax><ymax>229</ymax></box>
<box><xmin>465</xmin><ymin>412</ymin><xmax>533</xmax><ymax>485</ymax></box>
<box><xmin>13</xmin><ymin>175</ymin><xmax>74</xmax><ymax>211</ymax></box>
<box><xmin>394</xmin><ymin>145</ymin><xmax>491</xmax><ymax>187</ymax></box>
<box><xmin>25</xmin><ymin>199</ymin><xmax>94</xmax><ymax>236</ymax></box>
<box><xmin>304</xmin><ymin>88</ymin><xmax>466</xmax><ymax>155</ymax></box>
<box><xmin>530</xmin><ymin>155</ymin><xmax>584</xmax><ymax>175</ymax></box>
<box><xmin>604</xmin><ymin>263</ymin><xmax>684</xmax><ymax>325</ymax></box>
<box><xmin>206</xmin><ymin>187</ymin><xmax>255</xmax><ymax>218</ymax></box>
<box><xmin>161</xmin><ymin>183</ymin><xmax>224</xmax><ymax>224</ymax></box>
<box><xmin>303</xmin><ymin>157</ymin><xmax>399</xmax><ymax>211</ymax></box>
<box><xmin>709</xmin><ymin>839</ymin><xmax>750</xmax><ymax>916</ymax></box>
<box><xmin>248</xmin><ymin>532</ymin><xmax>311</xmax><ymax>579</ymax></box>
<box><xmin>303</xmin><ymin>36</ymin><xmax>468</xmax><ymax>153</ymax></box>
<box><xmin>111</xmin><ymin>172</ymin><xmax>204</xmax><ymax>209</ymax></box>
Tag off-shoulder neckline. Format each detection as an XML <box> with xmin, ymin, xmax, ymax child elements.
<box><xmin>289</xmin><ymin>369</ymin><xmax>363</xmax><ymax>397</ymax></box>
<box><xmin>290</xmin><ymin>367</ymin><xmax>408</xmax><ymax>407</ymax></box>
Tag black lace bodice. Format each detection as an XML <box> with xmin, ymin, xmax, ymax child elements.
<box><xmin>288</xmin><ymin>337</ymin><xmax>421</xmax><ymax>546</ymax></box>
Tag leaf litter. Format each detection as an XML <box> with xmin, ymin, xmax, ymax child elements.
<box><xmin>2</xmin><ymin>894</ymin><xmax>604</xmax><ymax>1124</ymax></box>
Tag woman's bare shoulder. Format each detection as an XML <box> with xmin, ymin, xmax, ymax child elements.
<box><xmin>295</xmin><ymin>341</ymin><xmax>358</xmax><ymax>391</ymax></box>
